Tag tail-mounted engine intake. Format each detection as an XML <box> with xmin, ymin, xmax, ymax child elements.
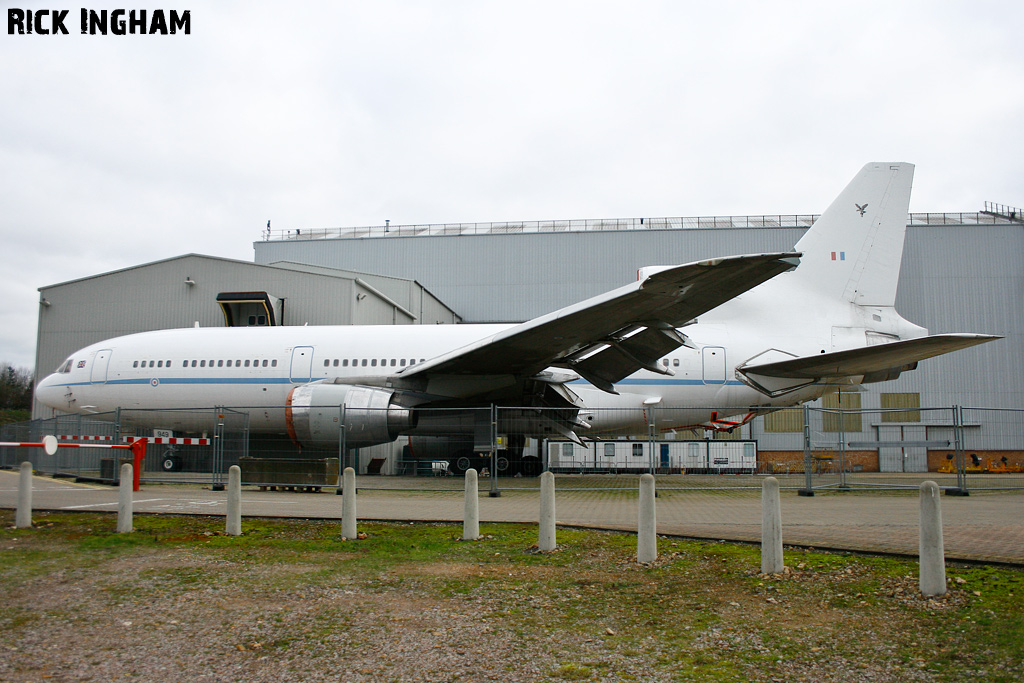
<box><xmin>286</xmin><ymin>381</ymin><xmax>415</xmax><ymax>449</ymax></box>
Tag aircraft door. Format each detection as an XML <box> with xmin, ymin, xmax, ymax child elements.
<box><xmin>290</xmin><ymin>346</ymin><xmax>315</xmax><ymax>383</ymax></box>
<box><xmin>90</xmin><ymin>349</ymin><xmax>112</xmax><ymax>385</ymax></box>
<box><xmin>702</xmin><ymin>346</ymin><xmax>727</xmax><ymax>384</ymax></box>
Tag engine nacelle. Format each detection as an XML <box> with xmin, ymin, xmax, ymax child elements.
<box><xmin>286</xmin><ymin>381</ymin><xmax>415</xmax><ymax>449</ymax></box>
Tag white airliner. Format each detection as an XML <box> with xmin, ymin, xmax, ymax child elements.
<box><xmin>35</xmin><ymin>163</ymin><xmax>997</xmax><ymax>466</ymax></box>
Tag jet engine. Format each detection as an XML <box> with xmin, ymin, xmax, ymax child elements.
<box><xmin>286</xmin><ymin>381</ymin><xmax>415</xmax><ymax>449</ymax></box>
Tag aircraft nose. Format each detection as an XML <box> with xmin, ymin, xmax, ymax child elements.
<box><xmin>35</xmin><ymin>374</ymin><xmax>67</xmax><ymax>411</ymax></box>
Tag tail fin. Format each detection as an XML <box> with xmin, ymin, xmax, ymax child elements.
<box><xmin>792</xmin><ymin>162</ymin><xmax>914</xmax><ymax>306</ymax></box>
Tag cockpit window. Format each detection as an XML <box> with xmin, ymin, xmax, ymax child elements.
<box><xmin>59</xmin><ymin>359</ymin><xmax>73</xmax><ymax>374</ymax></box>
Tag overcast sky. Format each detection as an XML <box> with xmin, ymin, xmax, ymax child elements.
<box><xmin>2</xmin><ymin>1</ymin><xmax>1022</xmax><ymax>371</ymax></box>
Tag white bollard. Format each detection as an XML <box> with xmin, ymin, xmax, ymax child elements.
<box><xmin>16</xmin><ymin>461</ymin><xmax>32</xmax><ymax>529</ymax></box>
<box><xmin>637</xmin><ymin>473</ymin><xmax>657</xmax><ymax>563</ymax></box>
<box><xmin>117</xmin><ymin>463</ymin><xmax>133</xmax><ymax>533</ymax></box>
<box><xmin>538</xmin><ymin>471</ymin><xmax>556</xmax><ymax>551</ymax></box>
<box><xmin>761</xmin><ymin>476</ymin><xmax>784</xmax><ymax>574</ymax></box>
<box><xmin>919</xmin><ymin>480</ymin><xmax>947</xmax><ymax>597</ymax></box>
<box><xmin>463</xmin><ymin>468</ymin><xmax>480</xmax><ymax>540</ymax></box>
<box><xmin>226</xmin><ymin>465</ymin><xmax>242</xmax><ymax>536</ymax></box>
<box><xmin>342</xmin><ymin>467</ymin><xmax>357</xmax><ymax>539</ymax></box>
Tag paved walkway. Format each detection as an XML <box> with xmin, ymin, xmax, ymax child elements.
<box><xmin>2</xmin><ymin>471</ymin><xmax>1022</xmax><ymax>565</ymax></box>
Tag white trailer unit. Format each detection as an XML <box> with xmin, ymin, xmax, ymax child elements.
<box><xmin>547</xmin><ymin>439</ymin><xmax>757</xmax><ymax>474</ymax></box>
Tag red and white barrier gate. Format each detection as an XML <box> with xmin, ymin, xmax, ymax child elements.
<box><xmin>1</xmin><ymin>435</ymin><xmax>148</xmax><ymax>492</ymax></box>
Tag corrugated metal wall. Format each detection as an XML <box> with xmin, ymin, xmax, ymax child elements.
<box><xmin>254</xmin><ymin>222</ymin><xmax>1023</xmax><ymax>414</ymax></box>
<box><xmin>255</xmin><ymin>228</ymin><xmax>805</xmax><ymax>322</ymax></box>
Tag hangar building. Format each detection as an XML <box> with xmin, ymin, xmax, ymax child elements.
<box><xmin>252</xmin><ymin>209</ymin><xmax>1023</xmax><ymax>410</ymax></box>
<box><xmin>33</xmin><ymin>254</ymin><xmax>459</xmax><ymax>417</ymax></box>
<box><xmin>30</xmin><ymin>204</ymin><xmax>1023</xmax><ymax>474</ymax></box>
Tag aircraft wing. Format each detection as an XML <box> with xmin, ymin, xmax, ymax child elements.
<box><xmin>398</xmin><ymin>252</ymin><xmax>800</xmax><ymax>395</ymax></box>
<box><xmin>737</xmin><ymin>333</ymin><xmax>1001</xmax><ymax>397</ymax></box>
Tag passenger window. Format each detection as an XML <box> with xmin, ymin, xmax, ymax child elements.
<box><xmin>673</xmin><ymin>358</ymin><xmax>680</xmax><ymax>367</ymax></box>
<box><xmin>390</xmin><ymin>359</ymin><xmax>396</xmax><ymax>367</ymax></box>
<box><xmin>235</xmin><ymin>360</ymin><xmax>241</xmax><ymax>366</ymax></box>
<box><xmin>342</xmin><ymin>359</ymin><xmax>349</xmax><ymax>367</ymax></box>
<box><xmin>158</xmin><ymin>361</ymin><xmax>164</xmax><ymax>368</ymax></box>
<box><xmin>400</xmin><ymin>359</ymin><xmax>407</xmax><ymax>366</ymax></box>
<box><xmin>133</xmin><ymin>361</ymin><xmax>139</xmax><ymax>368</ymax></box>
<box><xmin>361</xmin><ymin>359</ymin><xmax>367</xmax><ymax>367</ymax></box>
<box><xmin>662</xmin><ymin>359</ymin><xmax>668</xmax><ymax>367</ymax></box>
<box><xmin>371</xmin><ymin>359</ymin><xmax>378</xmax><ymax>367</ymax></box>
<box><xmin>191</xmin><ymin>360</ymin><xmax>197</xmax><ymax>368</ymax></box>
<box><xmin>217</xmin><ymin>360</ymin><xmax>224</xmax><ymax>367</ymax></box>
<box><xmin>271</xmin><ymin>360</ymin><xmax>278</xmax><ymax>367</ymax></box>
<box><xmin>244</xmin><ymin>360</ymin><xmax>250</xmax><ymax>367</ymax></box>
<box><xmin>333</xmin><ymin>359</ymin><xmax>339</xmax><ymax>367</ymax></box>
<box><xmin>149</xmin><ymin>361</ymin><xmax>155</xmax><ymax>368</ymax></box>
<box><xmin>200</xmin><ymin>360</ymin><xmax>206</xmax><ymax>367</ymax></box>
<box><xmin>324</xmin><ymin>359</ymin><xmax>330</xmax><ymax>367</ymax></box>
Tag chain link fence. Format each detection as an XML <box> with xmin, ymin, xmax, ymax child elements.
<box><xmin>6</xmin><ymin>404</ymin><xmax>1023</xmax><ymax>493</ymax></box>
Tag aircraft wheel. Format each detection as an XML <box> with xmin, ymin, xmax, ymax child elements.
<box><xmin>453</xmin><ymin>455</ymin><xmax>473</xmax><ymax>474</ymax></box>
<box><xmin>161</xmin><ymin>456</ymin><xmax>181</xmax><ymax>472</ymax></box>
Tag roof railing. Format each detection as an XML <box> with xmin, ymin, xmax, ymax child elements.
<box><xmin>260</xmin><ymin>210</ymin><xmax>1020</xmax><ymax>242</ymax></box>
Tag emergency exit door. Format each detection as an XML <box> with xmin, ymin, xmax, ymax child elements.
<box><xmin>289</xmin><ymin>346</ymin><xmax>315</xmax><ymax>383</ymax></box>
<box><xmin>702</xmin><ymin>347</ymin><xmax>727</xmax><ymax>384</ymax></box>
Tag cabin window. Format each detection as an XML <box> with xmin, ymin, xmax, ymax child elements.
<box><xmin>271</xmin><ymin>360</ymin><xmax>278</xmax><ymax>367</ymax></box>
<box><xmin>133</xmin><ymin>361</ymin><xmax>139</xmax><ymax>368</ymax></box>
<box><xmin>662</xmin><ymin>359</ymin><xmax>669</xmax><ymax>367</ymax></box>
<box><xmin>324</xmin><ymin>359</ymin><xmax>330</xmax><ymax>367</ymax></box>
<box><xmin>244</xmin><ymin>360</ymin><xmax>250</xmax><ymax>368</ymax></box>
<box><xmin>389</xmin><ymin>359</ymin><xmax>395</xmax><ymax>367</ymax></box>
<box><xmin>673</xmin><ymin>358</ymin><xmax>680</xmax><ymax>367</ymax></box>
<box><xmin>371</xmin><ymin>359</ymin><xmax>378</xmax><ymax>367</ymax></box>
<box><xmin>332</xmin><ymin>359</ymin><xmax>339</xmax><ymax>367</ymax></box>
<box><xmin>191</xmin><ymin>360</ymin><xmax>197</xmax><ymax>368</ymax></box>
<box><xmin>342</xmin><ymin>359</ymin><xmax>349</xmax><ymax>367</ymax></box>
<box><xmin>400</xmin><ymin>359</ymin><xmax>407</xmax><ymax>366</ymax></box>
<box><xmin>217</xmin><ymin>360</ymin><xmax>224</xmax><ymax>367</ymax></box>
<box><xmin>158</xmin><ymin>361</ymin><xmax>164</xmax><ymax>368</ymax></box>
<box><xmin>150</xmin><ymin>361</ymin><xmax>156</xmax><ymax>368</ymax></box>
<box><xmin>167</xmin><ymin>360</ymin><xmax>172</xmax><ymax>366</ymax></box>
<box><xmin>361</xmin><ymin>359</ymin><xmax>367</xmax><ymax>367</ymax></box>
<box><xmin>235</xmin><ymin>360</ymin><xmax>241</xmax><ymax>367</ymax></box>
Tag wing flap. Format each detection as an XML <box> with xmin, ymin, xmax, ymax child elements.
<box><xmin>740</xmin><ymin>333</ymin><xmax>1000</xmax><ymax>380</ymax></box>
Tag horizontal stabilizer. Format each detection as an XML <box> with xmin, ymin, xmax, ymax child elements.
<box><xmin>740</xmin><ymin>334</ymin><xmax>1000</xmax><ymax>384</ymax></box>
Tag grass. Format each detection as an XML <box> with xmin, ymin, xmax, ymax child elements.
<box><xmin>1</xmin><ymin>510</ymin><xmax>1023</xmax><ymax>682</ymax></box>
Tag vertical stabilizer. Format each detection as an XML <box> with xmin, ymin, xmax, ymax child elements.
<box><xmin>792</xmin><ymin>162</ymin><xmax>914</xmax><ymax>306</ymax></box>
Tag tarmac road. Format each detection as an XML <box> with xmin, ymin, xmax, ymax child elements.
<box><xmin>2</xmin><ymin>470</ymin><xmax>1022</xmax><ymax>565</ymax></box>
